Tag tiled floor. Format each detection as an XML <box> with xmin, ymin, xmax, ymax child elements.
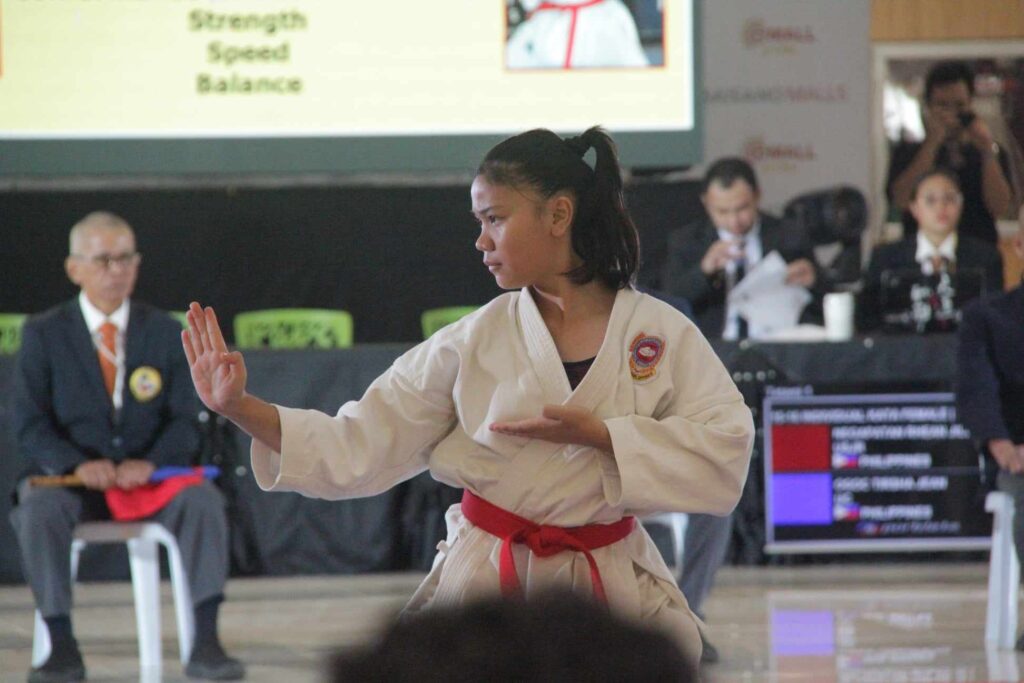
<box><xmin>0</xmin><ymin>564</ymin><xmax>1019</xmax><ymax>682</ymax></box>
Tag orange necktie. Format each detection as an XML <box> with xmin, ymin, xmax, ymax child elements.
<box><xmin>98</xmin><ymin>321</ymin><xmax>118</xmax><ymax>397</ymax></box>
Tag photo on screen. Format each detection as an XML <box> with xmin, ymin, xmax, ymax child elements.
<box><xmin>505</xmin><ymin>0</ymin><xmax>665</xmax><ymax>70</ymax></box>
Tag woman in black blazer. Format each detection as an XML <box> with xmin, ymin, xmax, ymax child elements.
<box><xmin>859</xmin><ymin>169</ymin><xmax>1004</xmax><ymax>332</ymax></box>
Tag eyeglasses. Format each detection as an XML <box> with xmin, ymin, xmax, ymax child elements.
<box><xmin>72</xmin><ymin>252</ymin><xmax>141</xmax><ymax>270</ymax></box>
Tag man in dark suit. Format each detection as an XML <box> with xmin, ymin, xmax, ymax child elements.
<box><xmin>957</xmin><ymin>209</ymin><xmax>1024</xmax><ymax>649</ymax></box>
<box><xmin>9</xmin><ymin>212</ymin><xmax>244</xmax><ymax>681</ymax></box>
<box><xmin>661</xmin><ymin>157</ymin><xmax>821</xmax><ymax>340</ymax></box>
<box><xmin>659</xmin><ymin>158</ymin><xmax>820</xmax><ymax>665</ymax></box>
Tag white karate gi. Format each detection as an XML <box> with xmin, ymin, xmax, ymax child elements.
<box><xmin>252</xmin><ymin>287</ymin><xmax>754</xmax><ymax>664</ymax></box>
<box><xmin>506</xmin><ymin>0</ymin><xmax>649</xmax><ymax>69</ymax></box>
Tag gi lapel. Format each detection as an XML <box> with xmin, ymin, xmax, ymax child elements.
<box><xmin>487</xmin><ymin>289</ymin><xmax>639</xmax><ymax>514</ymax></box>
<box><xmin>567</xmin><ymin>288</ymin><xmax>637</xmax><ymax>412</ymax></box>
<box><xmin>517</xmin><ymin>287</ymin><xmax>573</xmax><ymax>404</ymax></box>
<box><xmin>516</xmin><ymin>287</ymin><xmax>638</xmax><ymax>410</ymax></box>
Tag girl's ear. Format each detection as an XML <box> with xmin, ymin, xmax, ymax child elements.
<box><xmin>548</xmin><ymin>193</ymin><xmax>575</xmax><ymax>238</ymax></box>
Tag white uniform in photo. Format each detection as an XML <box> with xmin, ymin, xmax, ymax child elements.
<box><xmin>251</xmin><ymin>286</ymin><xmax>753</xmax><ymax>663</ymax></box>
<box><xmin>507</xmin><ymin>0</ymin><xmax>649</xmax><ymax>69</ymax></box>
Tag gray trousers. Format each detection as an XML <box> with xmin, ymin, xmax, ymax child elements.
<box><xmin>10</xmin><ymin>480</ymin><xmax>229</xmax><ymax>618</ymax></box>
<box><xmin>679</xmin><ymin>512</ymin><xmax>732</xmax><ymax>620</ymax></box>
<box><xmin>997</xmin><ymin>470</ymin><xmax>1024</xmax><ymax>584</ymax></box>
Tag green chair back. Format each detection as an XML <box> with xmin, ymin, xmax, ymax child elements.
<box><xmin>169</xmin><ymin>311</ymin><xmax>189</xmax><ymax>328</ymax></box>
<box><xmin>421</xmin><ymin>306</ymin><xmax>479</xmax><ymax>339</ymax></box>
<box><xmin>233</xmin><ymin>308</ymin><xmax>354</xmax><ymax>349</ymax></box>
<box><xmin>0</xmin><ymin>313</ymin><xmax>27</xmax><ymax>354</ymax></box>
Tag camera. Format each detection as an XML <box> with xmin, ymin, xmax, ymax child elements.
<box><xmin>958</xmin><ymin>111</ymin><xmax>976</xmax><ymax>128</ymax></box>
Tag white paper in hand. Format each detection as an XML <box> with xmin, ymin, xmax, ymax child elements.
<box><xmin>727</xmin><ymin>251</ymin><xmax>812</xmax><ymax>338</ymax></box>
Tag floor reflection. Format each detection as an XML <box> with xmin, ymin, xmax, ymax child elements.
<box><xmin>759</xmin><ymin>590</ymin><xmax>1020</xmax><ymax>682</ymax></box>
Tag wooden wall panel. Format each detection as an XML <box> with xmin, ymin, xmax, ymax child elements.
<box><xmin>871</xmin><ymin>0</ymin><xmax>1024</xmax><ymax>41</ymax></box>
<box><xmin>999</xmin><ymin>237</ymin><xmax>1023</xmax><ymax>290</ymax></box>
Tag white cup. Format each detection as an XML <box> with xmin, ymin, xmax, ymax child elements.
<box><xmin>823</xmin><ymin>292</ymin><xmax>854</xmax><ymax>341</ymax></box>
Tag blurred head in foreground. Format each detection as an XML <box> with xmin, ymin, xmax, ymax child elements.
<box><xmin>329</xmin><ymin>590</ymin><xmax>696</xmax><ymax>683</ymax></box>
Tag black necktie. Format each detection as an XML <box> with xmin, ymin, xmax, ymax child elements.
<box><xmin>734</xmin><ymin>242</ymin><xmax>748</xmax><ymax>340</ymax></box>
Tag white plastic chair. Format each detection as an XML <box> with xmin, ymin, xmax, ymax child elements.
<box><xmin>32</xmin><ymin>521</ymin><xmax>195</xmax><ymax>672</ymax></box>
<box><xmin>985</xmin><ymin>491</ymin><xmax>1020</xmax><ymax>649</ymax></box>
<box><xmin>642</xmin><ymin>513</ymin><xmax>688</xmax><ymax>582</ymax></box>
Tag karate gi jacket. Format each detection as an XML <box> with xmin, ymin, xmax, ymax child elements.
<box><xmin>252</xmin><ymin>287</ymin><xmax>754</xmax><ymax>663</ymax></box>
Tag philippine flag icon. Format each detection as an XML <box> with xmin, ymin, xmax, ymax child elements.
<box><xmin>831</xmin><ymin>453</ymin><xmax>859</xmax><ymax>469</ymax></box>
<box><xmin>833</xmin><ymin>501</ymin><xmax>860</xmax><ymax>522</ymax></box>
<box><xmin>856</xmin><ymin>521</ymin><xmax>882</xmax><ymax>537</ymax></box>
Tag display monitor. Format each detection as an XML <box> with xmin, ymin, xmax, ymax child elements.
<box><xmin>763</xmin><ymin>384</ymin><xmax>990</xmax><ymax>553</ymax></box>
<box><xmin>0</xmin><ymin>0</ymin><xmax>699</xmax><ymax>177</ymax></box>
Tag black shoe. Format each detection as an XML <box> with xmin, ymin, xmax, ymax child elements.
<box><xmin>27</xmin><ymin>641</ymin><xmax>86</xmax><ymax>683</ymax></box>
<box><xmin>1016</xmin><ymin>632</ymin><xmax>1024</xmax><ymax>652</ymax></box>
<box><xmin>185</xmin><ymin>642</ymin><xmax>246</xmax><ymax>680</ymax></box>
<box><xmin>700</xmin><ymin>633</ymin><xmax>720</xmax><ymax>664</ymax></box>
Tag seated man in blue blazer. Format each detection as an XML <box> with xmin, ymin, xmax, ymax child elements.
<box><xmin>9</xmin><ymin>212</ymin><xmax>244</xmax><ymax>681</ymax></box>
<box><xmin>957</xmin><ymin>208</ymin><xmax>1024</xmax><ymax>649</ymax></box>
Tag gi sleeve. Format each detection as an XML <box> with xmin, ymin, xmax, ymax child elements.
<box><xmin>602</xmin><ymin>324</ymin><xmax>754</xmax><ymax>516</ymax></box>
<box><xmin>251</xmin><ymin>337</ymin><xmax>459</xmax><ymax>500</ymax></box>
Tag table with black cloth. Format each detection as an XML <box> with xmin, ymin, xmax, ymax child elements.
<box><xmin>0</xmin><ymin>336</ymin><xmax>960</xmax><ymax>583</ymax></box>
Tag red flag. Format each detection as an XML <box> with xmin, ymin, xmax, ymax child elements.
<box><xmin>105</xmin><ymin>469</ymin><xmax>206</xmax><ymax>521</ymax></box>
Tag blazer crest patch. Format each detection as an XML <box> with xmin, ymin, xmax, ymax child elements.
<box><xmin>129</xmin><ymin>366</ymin><xmax>162</xmax><ymax>402</ymax></box>
<box><xmin>628</xmin><ymin>332</ymin><xmax>665</xmax><ymax>382</ymax></box>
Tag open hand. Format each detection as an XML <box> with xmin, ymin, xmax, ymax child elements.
<box><xmin>490</xmin><ymin>404</ymin><xmax>612</xmax><ymax>451</ymax></box>
<box><xmin>182</xmin><ymin>302</ymin><xmax>248</xmax><ymax>417</ymax></box>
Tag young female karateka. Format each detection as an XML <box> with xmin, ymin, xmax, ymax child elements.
<box><xmin>182</xmin><ymin>127</ymin><xmax>754</xmax><ymax>669</ymax></box>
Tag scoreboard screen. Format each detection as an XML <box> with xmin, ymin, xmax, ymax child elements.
<box><xmin>763</xmin><ymin>386</ymin><xmax>990</xmax><ymax>553</ymax></box>
<box><xmin>0</xmin><ymin>0</ymin><xmax>698</xmax><ymax>176</ymax></box>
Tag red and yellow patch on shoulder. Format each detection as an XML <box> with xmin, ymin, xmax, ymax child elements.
<box><xmin>628</xmin><ymin>332</ymin><xmax>665</xmax><ymax>382</ymax></box>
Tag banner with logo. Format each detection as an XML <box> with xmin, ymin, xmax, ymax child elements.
<box><xmin>699</xmin><ymin>2</ymin><xmax>871</xmax><ymax>213</ymax></box>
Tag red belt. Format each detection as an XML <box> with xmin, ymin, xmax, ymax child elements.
<box><xmin>461</xmin><ymin>489</ymin><xmax>634</xmax><ymax>604</ymax></box>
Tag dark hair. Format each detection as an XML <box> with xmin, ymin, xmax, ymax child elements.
<box><xmin>925</xmin><ymin>61</ymin><xmax>974</xmax><ymax>102</ymax></box>
<box><xmin>910</xmin><ymin>168</ymin><xmax>962</xmax><ymax>201</ymax></box>
<box><xmin>701</xmin><ymin>157</ymin><xmax>759</xmax><ymax>194</ymax></box>
<box><xmin>330</xmin><ymin>590</ymin><xmax>695</xmax><ymax>683</ymax></box>
<box><xmin>476</xmin><ymin>126</ymin><xmax>639</xmax><ymax>290</ymax></box>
